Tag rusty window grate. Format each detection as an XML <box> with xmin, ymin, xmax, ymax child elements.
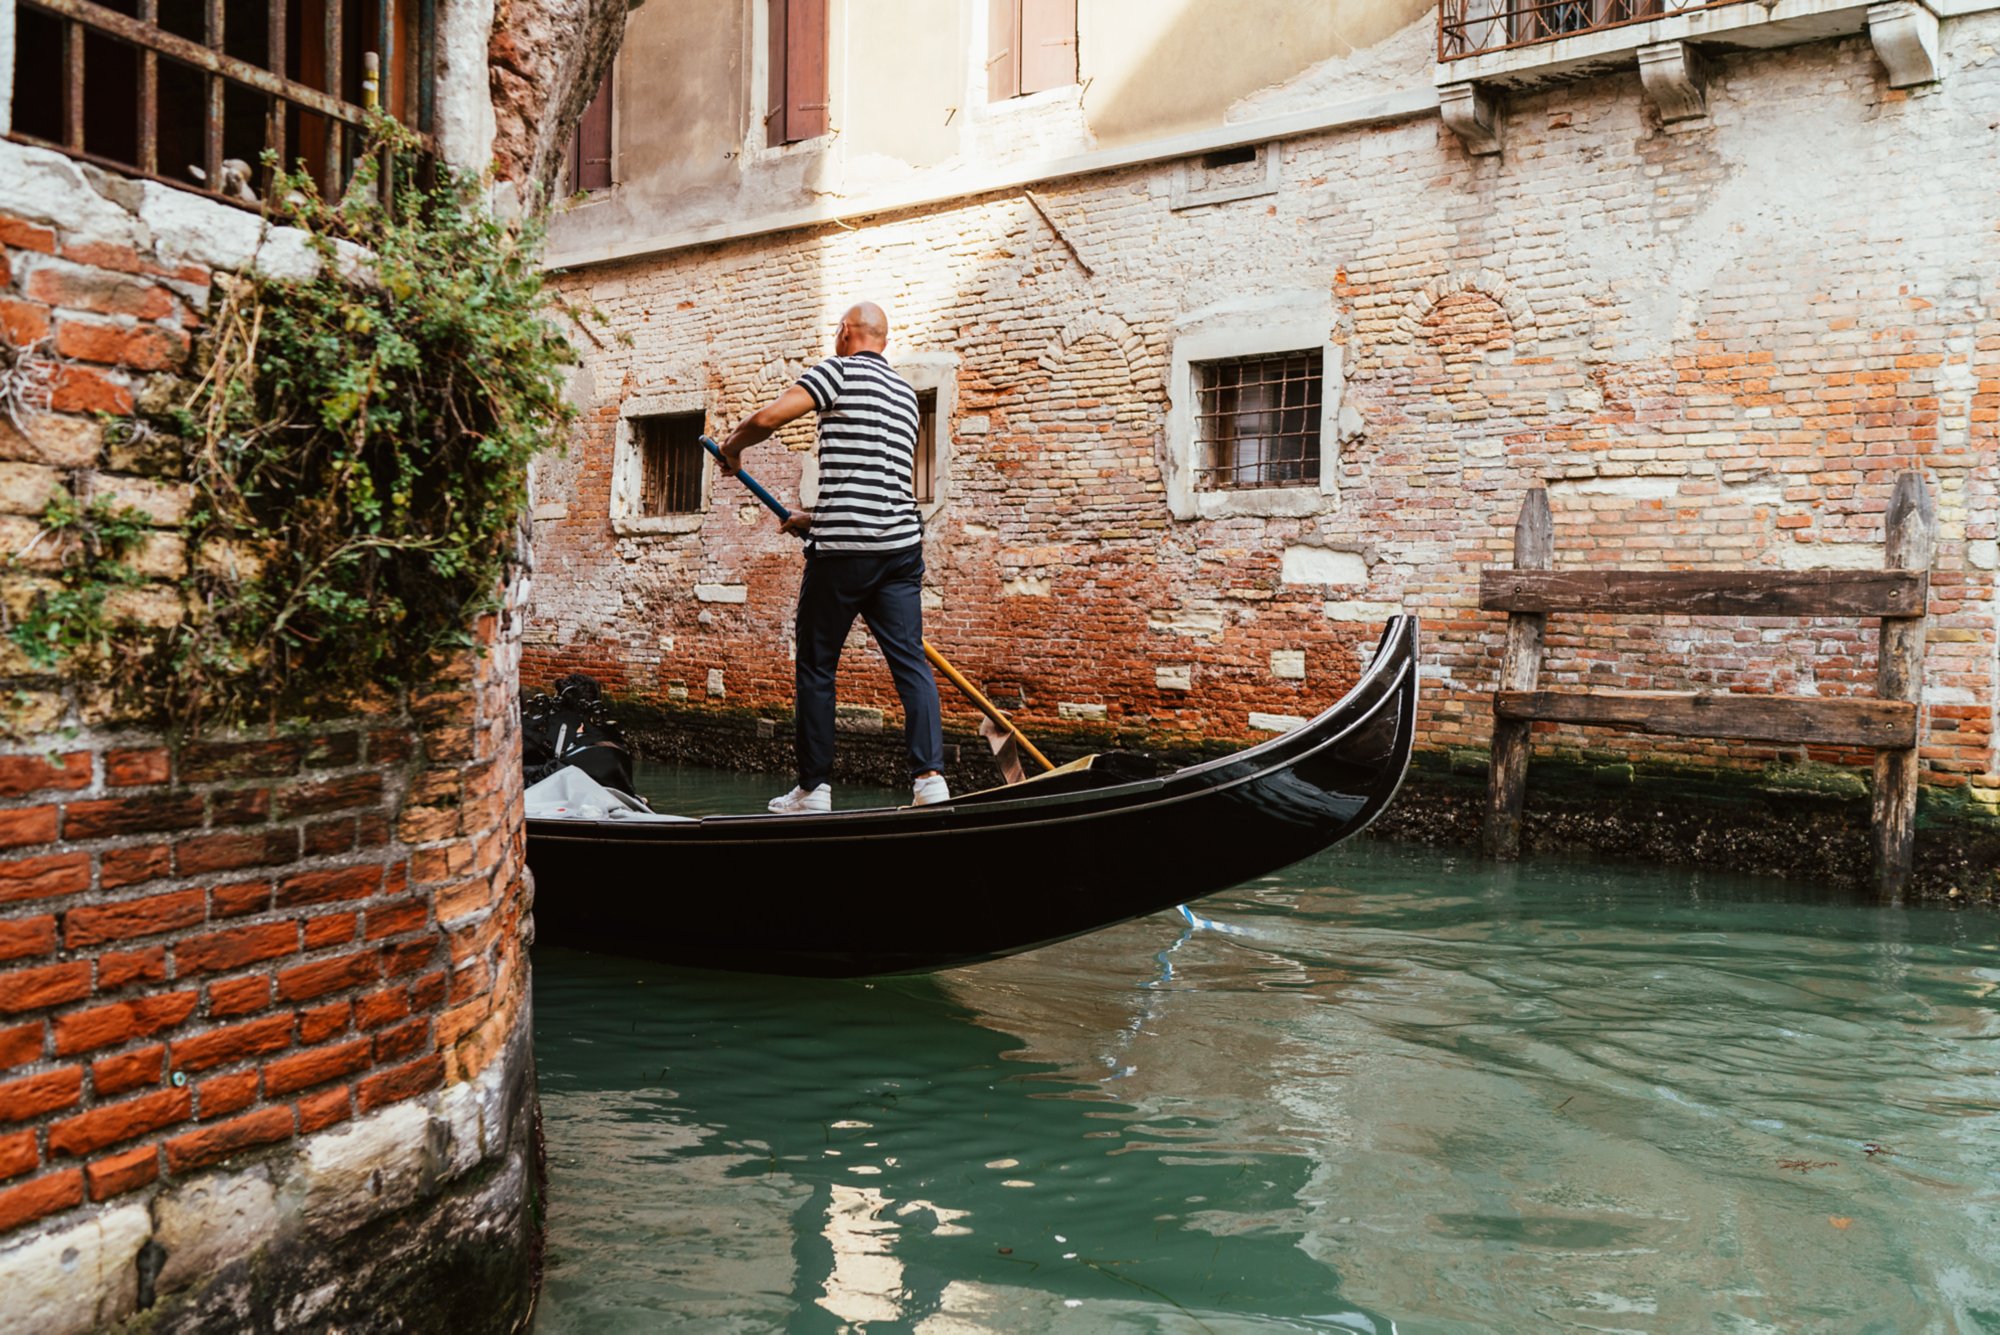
<box><xmin>638</xmin><ymin>412</ymin><xmax>706</xmax><ymax>516</ymax></box>
<box><xmin>1437</xmin><ymin>0</ymin><xmax>1742</xmax><ymax>61</ymax></box>
<box><xmin>8</xmin><ymin>0</ymin><xmax>438</xmax><ymax>208</ymax></box>
<box><xmin>912</xmin><ymin>389</ymin><xmax>937</xmax><ymax>505</ymax></box>
<box><xmin>1193</xmin><ymin>352</ymin><xmax>1321</xmax><ymax>491</ymax></box>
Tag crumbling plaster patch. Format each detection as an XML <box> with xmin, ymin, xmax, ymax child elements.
<box><xmin>439</xmin><ymin>0</ymin><xmax>500</xmax><ymax>173</ymax></box>
<box><xmin>0</xmin><ymin>1205</ymin><xmax>151</xmax><ymax>1332</ymax></box>
<box><xmin>1228</xmin><ymin>16</ymin><xmax>1440</xmax><ymax>122</ymax></box>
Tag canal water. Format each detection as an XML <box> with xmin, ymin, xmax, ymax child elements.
<box><xmin>531</xmin><ymin>765</ymin><xmax>2000</xmax><ymax>1333</ymax></box>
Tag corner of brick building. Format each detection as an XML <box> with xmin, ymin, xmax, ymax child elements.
<box><xmin>0</xmin><ymin>163</ymin><xmax>541</xmax><ymax>1331</ymax></box>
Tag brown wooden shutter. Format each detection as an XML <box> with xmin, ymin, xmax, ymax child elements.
<box><xmin>767</xmin><ymin>0</ymin><xmax>789</xmax><ymax>145</ymax></box>
<box><xmin>986</xmin><ymin>0</ymin><xmax>1019</xmax><ymax>101</ymax></box>
<box><xmin>1019</xmin><ymin>0</ymin><xmax>1075</xmax><ymax>95</ymax></box>
<box><xmin>576</xmin><ymin>66</ymin><xmax>613</xmax><ymax>191</ymax></box>
<box><xmin>785</xmin><ymin>0</ymin><xmax>829</xmax><ymax>142</ymax></box>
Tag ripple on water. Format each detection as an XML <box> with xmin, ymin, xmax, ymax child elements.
<box><xmin>533</xmin><ymin>769</ymin><xmax>2000</xmax><ymax>1333</ymax></box>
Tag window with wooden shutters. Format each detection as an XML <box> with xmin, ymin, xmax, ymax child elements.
<box><xmin>637</xmin><ymin>413</ymin><xmax>707</xmax><ymax>516</ymax></box>
<box><xmin>988</xmin><ymin>0</ymin><xmax>1076</xmax><ymax>101</ymax></box>
<box><xmin>565</xmin><ymin>66</ymin><xmax>614</xmax><ymax>193</ymax></box>
<box><xmin>766</xmin><ymin>0</ymin><xmax>829</xmax><ymax>146</ymax></box>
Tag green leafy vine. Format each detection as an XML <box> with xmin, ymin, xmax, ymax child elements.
<box><xmin>6</xmin><ymin>115</ymin><xmax>577</xmax><ymax>732</ymax></box>
<box><xmin>5</xmin><ymin>491</ymin><xmax>154</xmax><ymax>672</ymax></box>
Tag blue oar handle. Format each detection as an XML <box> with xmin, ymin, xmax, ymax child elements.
<box><xmin>701</xmin><ymin>436</ymin><xmax>793</xmax><ymax>522</ymax></box>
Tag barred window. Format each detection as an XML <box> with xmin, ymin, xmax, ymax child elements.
<box><xmin>1192</xmin><ymin>352</ymin><xmax>1322</xmax><ymax>491</ymax></box>
<box><xmin>9</xmin><ymin>0</ymin><xmax>436</xmax><ymax>206</ymax></box>
<box><xmin>637</xmin><ymin>412</ymin><xmax>706</xmax><ymax>516</ymax></box>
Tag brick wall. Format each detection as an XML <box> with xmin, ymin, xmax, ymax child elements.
<box><xmin>529</xmin><ymin>24</ymin><xmax>2000</xmax><ymax>814</ymax></box>
<box><xmin>0</xmin><ymin>143</ymin><xmax>535</xmax><ymax>1313</ymax></box>
<box><xmin>0</xmin><ymin>627</ymin><xmax>529</xmax><ymax>1239</ymax></box>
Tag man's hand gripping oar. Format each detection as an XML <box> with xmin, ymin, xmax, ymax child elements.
<box><xmin>699</xmin><ymin>436</ymin><xmax>1054</xmax><ymax>781</ymax></box>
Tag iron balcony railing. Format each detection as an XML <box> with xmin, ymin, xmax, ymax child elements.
<box><xmin>1438</xmin><ymin>0</ymin><xmax>1745</xmax><ymax>60</ymax></box>
<box><xmin>9</xmin><ymin>0</ymin><xmax>437</xmax><ymax>208</ymax></box>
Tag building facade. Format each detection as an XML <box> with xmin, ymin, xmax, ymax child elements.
<box><xmin>0</xmin><ymin>0</ymin><xmax>616</xmax><ymax>1324</ymax></box>
<box><xmin>530</xmin><ymin>1</ymin><xmax>2000</xmax><ymax>861</ymax></box>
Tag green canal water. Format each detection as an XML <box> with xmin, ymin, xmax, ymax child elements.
<box><xmin>531</xmin><ymin>765</ymin><xmax>2000</xmax><ymax>1333</ymax></box>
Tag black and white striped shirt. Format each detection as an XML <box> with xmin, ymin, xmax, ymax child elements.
<box><xmin>796</xmin><ymin>351</ymin><xmax>923</xmax><ymax>554</ymax></box>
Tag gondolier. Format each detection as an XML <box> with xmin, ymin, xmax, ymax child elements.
<box><xmin>717</xmin><ymin>301</ymin><xmax>950</xmax><ymax>814</ymax></box>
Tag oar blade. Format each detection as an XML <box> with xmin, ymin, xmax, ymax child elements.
<box><xmin>979</xmin><ymin>715</ymin><xmax>1028</xmax><ymax>785</ymax></box>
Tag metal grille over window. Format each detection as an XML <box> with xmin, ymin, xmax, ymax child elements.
<box><xmin>1193</xmin><ymin>353</ymin><xmax>1321</xmax><ymax>491</ymax></box>
<box><xmin>8</xmin><ymin>0</ymin><xmax>438</xmax><ymax>206</ymax></box>
<box><xmin>912</xmin><ymin>390</ymin><xmax>937</xmax><ymax>505</ymax></box>
<box><xmin>638</xmin><ymin>413</ymin><xmax>706</xmax><ymax>516</ymax></box>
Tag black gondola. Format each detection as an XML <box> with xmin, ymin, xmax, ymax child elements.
<box><xmin>525</xmin><ymin>616</ymin><xmax>1419</xmax><ymax>977</ymax></box>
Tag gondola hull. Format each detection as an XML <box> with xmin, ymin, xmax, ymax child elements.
<box><xmin>526</xmin><ymin>617</ymin><xmax>1419</xmax><ymax>976</ymax></box>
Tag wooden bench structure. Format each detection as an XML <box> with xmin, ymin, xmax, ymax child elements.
<box><xmin>1479</xmin><ymin>470</ymin><xmax>1936</xmax><ymax>902</ymax></box>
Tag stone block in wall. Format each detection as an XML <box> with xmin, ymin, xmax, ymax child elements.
<box><xmin>0</xmin><ymin>415</ymin><xmax>101</xmax><ymax>469</ymax></box>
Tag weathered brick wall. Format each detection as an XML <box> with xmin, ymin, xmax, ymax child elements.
<box><xmin>0</xmin><ymin>141</ymin><xmax>538</xmax><ymax>1329</ymax></box>
<box><xmin>530</xmin><ymin>24</ymin><xmax>2000</xmax><ymax>817</ymax></box>
<box><xmin>0</xmin><ymin>630</ymin><xmax>528</xmax><ymax>1237</ymax></box>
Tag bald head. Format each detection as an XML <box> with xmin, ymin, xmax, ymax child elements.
<box><xmin>835</xmin><ymin>302</ymin><xmax>889</xmax><ymax>356</ymax></box>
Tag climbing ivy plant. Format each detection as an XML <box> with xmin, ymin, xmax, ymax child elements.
<box><xmin>8</xmin><ymin>116</ymin><xmax>577</xmax><ymax>731</ymax></box>
<box><xmin>8</xmin><ymin>492</ymin><xmax>154</xmax><ymax>673</ymax></box>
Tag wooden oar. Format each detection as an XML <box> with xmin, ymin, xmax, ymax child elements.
<box><xmin>700</xmin><ymin>436</ymin><xmax>1056</xmax><ymax>776</ymax></box>
<box><xmin>921</xmin><ymin>644</ymin><xmax>1054</xmax><ymax>773</ymax></box>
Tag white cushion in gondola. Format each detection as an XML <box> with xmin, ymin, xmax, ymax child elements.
<box><xmin>524</xmin><ymin>768</ymin><xmax>692</xmax><ymax>822</ymax></box>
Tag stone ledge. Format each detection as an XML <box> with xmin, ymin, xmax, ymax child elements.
<box><xmin>0</xmin><ymin>1013</ymin><xmax>539</xmax><ymax>1334</ymax></box>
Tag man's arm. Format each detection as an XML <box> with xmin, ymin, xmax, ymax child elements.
<box><xmin>716</xmin><ymin>385</ymin><xmax>816</xmax><ymax>474</ymax></box>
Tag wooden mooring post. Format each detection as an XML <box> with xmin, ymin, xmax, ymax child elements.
<box><xmin>1479</xmin><ymin>471</ymin><xmax>1936</xmax><ymax>902</ymax></box>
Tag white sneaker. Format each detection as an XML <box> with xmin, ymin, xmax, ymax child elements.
<box><xmin>911</xmin><ymin>774</ymin><xmax>951</xmax><ymax>806</ymax></box>
<box><xmin>768</xmin><ymin>783</ymin><xmax>832</xmax><ymax>814</ymax></box>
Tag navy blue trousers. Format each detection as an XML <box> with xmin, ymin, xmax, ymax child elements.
<box><xmin>794</xmin><ymin>545</ymin><xmax>944</xmax><ymax>789</ymax></box>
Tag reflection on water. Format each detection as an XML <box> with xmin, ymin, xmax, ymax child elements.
<box><xmin>533</xmin><ymin>765</ymin><xmax>2000</xmax><ymax>1332</ymax></box>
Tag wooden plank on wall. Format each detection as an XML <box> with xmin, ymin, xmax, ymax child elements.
<box><xmin>1479</xmin><ymin>569</ymin><xmax>1929</xmax><ymax>618</ymax></box>
<box><xmin>1482</xmin><ymin>486</ymin><xmax>1551</xmax><ymax>860</ymax></box>
<box><xmin>1871</xmin><ymin>470</ymin><xmax>1936</xmax><ymax>903</ymax></box>
<box><xmin>1495</xmin><ymin>689</ymin><xmax>1918</xmax><ymax>748</ymax></box>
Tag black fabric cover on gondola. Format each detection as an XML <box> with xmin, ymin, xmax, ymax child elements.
<box><xmin>522</xmin><ymin>674</ymin><xmax>640</xmax><ymax>800</ymax></box>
